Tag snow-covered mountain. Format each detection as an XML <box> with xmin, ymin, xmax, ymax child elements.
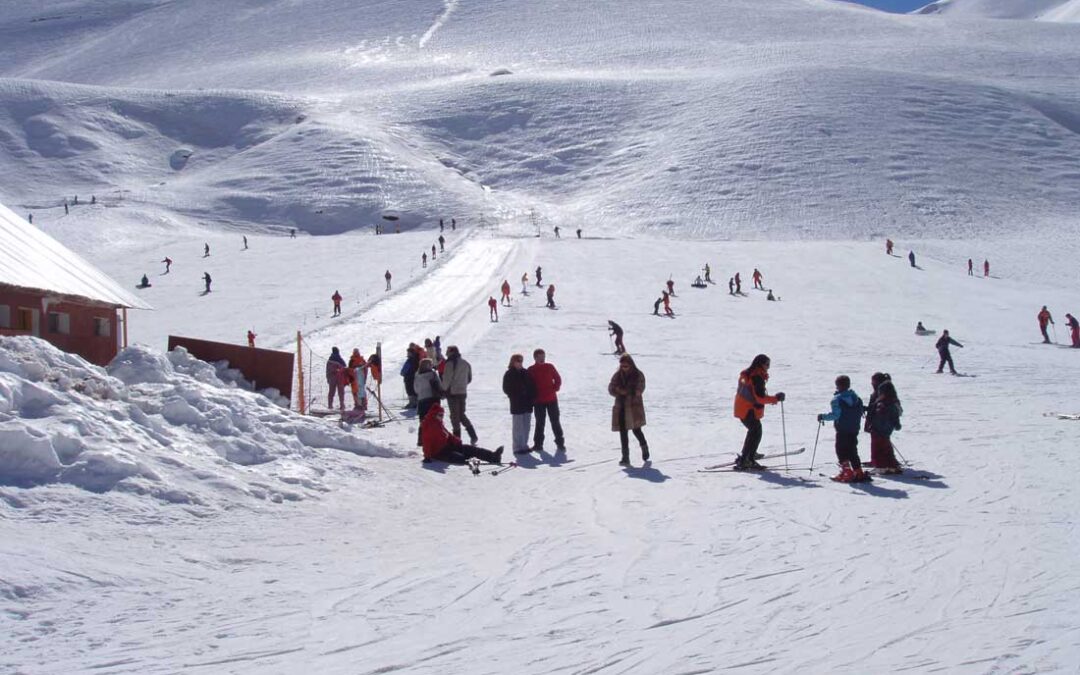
<box><xmin>914</xmin><ymin>0</ymin><xmax>1080</xmax><ymax>21</ymax></box>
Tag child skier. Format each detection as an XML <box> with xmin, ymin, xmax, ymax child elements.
<box><xmin>866</xmin><ymin>378</ymin><xmax>903</xmax><ymax>474</ymax></box>
<box><xmin>817</xmin><ymin>375</ymin><xmax>868</xmax><ymax>482</ymax></box>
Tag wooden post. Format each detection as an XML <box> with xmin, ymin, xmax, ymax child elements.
<box><xmin>122</xmin><ymin>307</ymin><xmax>128</xmax><ymax>349</ymax></box>
<box><xmin>296</xmin><ymin>330</ymin><xmax>306</xmax><ymax>415</ymax></box>
<box><xmin>376</xmin><ymin>341</ymin><xmax>383</xmax><ymax>422</ymax></box>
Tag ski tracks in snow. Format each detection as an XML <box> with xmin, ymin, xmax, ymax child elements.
<box><xmin>418</xmin><ymin>0</ymin><xmax>459</xmax><ymax>49</ymax></box>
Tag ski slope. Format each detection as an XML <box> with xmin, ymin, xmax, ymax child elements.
<box><xmin>914</xmin><ymin>0</ymin><xmax>1080</xmax><ymax>21</ymax></box>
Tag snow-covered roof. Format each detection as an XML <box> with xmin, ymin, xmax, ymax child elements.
<box><xmin>0</xmin><ymin>201</ymin><xmax>151</xmax><ymax>310</ymax></box>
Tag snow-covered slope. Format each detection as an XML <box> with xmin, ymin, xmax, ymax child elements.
<box><xmin>914</xmin><ymin>0</ymin><xmax>1080</xmax><ymax>21</ymax></box>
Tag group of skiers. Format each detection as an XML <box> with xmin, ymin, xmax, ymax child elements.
<box><xmin>967</xmin><ymin>259</ymin><xmax>990</xmax><ymax>277</ymax></box>
<box><xmin>325</xmin><ymin>345</ymin><xmax>383</xmax><ymax>413</ymax></box>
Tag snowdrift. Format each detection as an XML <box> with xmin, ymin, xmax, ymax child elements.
<box><xmin>914</xmin><ymin>0</ymin><xmax>1080</xmax><ymax>21</ymax></box>
<box><xmin>0</xmin><ymin>336</ymin><xmax>403</xmax><ymax>507</ymax></box>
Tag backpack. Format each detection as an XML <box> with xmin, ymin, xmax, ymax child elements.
<box><xmin>836</xmin><ymin>394</ymin><xmax>864</xmax><ymax>434</ymax></box>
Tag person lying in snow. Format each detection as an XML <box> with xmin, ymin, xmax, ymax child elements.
<box><xmin>420</xmin><ymin>403</ymin><xmax>503</xmax><ymax>466</ymax></box>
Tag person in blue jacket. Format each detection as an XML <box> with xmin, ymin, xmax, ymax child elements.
<box><xmin>818</xmin><ymin>375</ymin><xmax>868</xmax><ymax>483</ymax></box>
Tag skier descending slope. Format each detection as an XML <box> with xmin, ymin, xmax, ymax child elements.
<box><xmin>732</xmin><ymin>354</ymin><xmax>785</xmax><ymax>470</ymax></box>
<box><xmin>1037</xmin><ymin>306</ymin><xmax>1055</xmax><ymax>343</ymax></box>
<box><xmin>1066</xmin><ymin>313</ymin><xmax>1080</xmax><ymax>348</ymax></box>
<box><xmin>935</xmin><ymin>330</ymin><xmax>963</xmax><ymax>374</ymax></box>
<box><xmin>608</xmin><ymin>320</ymin><xmax>626</xmax><ymax>354</ymax></box>
<box><xmin>817</xmin><ymin>375</ymin><xmax>869</xmax><ymax>483</ymax></box>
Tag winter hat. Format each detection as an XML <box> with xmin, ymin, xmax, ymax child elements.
<box><xmin>425</xmin><ymin>402</ymin><xmax>444</xmax><ymax>421</ymax></box>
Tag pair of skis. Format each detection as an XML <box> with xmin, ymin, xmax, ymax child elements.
<box><xmin>698</xmin><ymin>447</ymin><xmax>806</xmax><ymax>473</ymax></box>
<box><xmin>467</xmin><ymin>459</ymin><xmax>519</xmax><ymax>476</ymax></box>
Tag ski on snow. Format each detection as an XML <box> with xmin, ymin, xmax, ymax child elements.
<box><xmin>699</xmin><ymin>447</ymin><xmax>806</xmax><ymax>472</ymax></box>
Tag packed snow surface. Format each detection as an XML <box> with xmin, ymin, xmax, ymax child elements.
<box><xmin>914</xmin><ymin>0</ymin><xmax>1080</xmax><ymax>21</ymax></box>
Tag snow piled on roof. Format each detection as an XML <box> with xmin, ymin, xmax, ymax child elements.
<box><xmin>0</xmin><ymin>200</ymin><xmax>152</xmax><ymax>309</ymax></box>
<box><xmin>0</xmin><ymin>336</ymin><xmax>404</xmax><ymax>508</ymax></box>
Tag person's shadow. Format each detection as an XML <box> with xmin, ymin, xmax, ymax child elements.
<box><xmin>199</xmin><ymin>290</ymin><xmax>211</xmax><ymax>296</ymax></box>
<box><xmin>756</xmin><ymin>471</ymin><xmax>820</xmax><ymax>489</ymax></box>
<box><xmin>536</xmin><ymin>449</ymin><xmax>574</xmax><ymax>468</ymax></box>
<box><xmin>420</xmin><ymin>460</ymin><xmax>448</xmax><ymax>474</ymax></box>
<box><xmin>875</xmin><ymin>469</ymin><xmax>948</xmax><ymax>490</ymax></box>
<box><xmin>623</xmin><ymin>461</ymin><xmax>670</xmax><ymax>483</ymax></box>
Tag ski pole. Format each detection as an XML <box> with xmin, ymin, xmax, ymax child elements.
<box><xmin>809</xmin><ymin>421</ymin><xmax>822</xmax><ymax>473</ymax></box>
<box><xmin>1052</xmin><ymin>324</ymin><xmax>1058</xmax><ymax>343</ymax></box>
<box><xmin>891</xmin><ymin>440</ymin><xmax>908</xmax><ymax>466</ymax></box>
<box><xmin>781</xmin><ymin>400</ymin><xmax>788</xmax><ymax>470</ymax></box>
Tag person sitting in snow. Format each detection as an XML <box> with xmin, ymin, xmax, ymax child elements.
<box><xmin>138</xmin><ymin>274</ymin><xmax>151</xmax><ymax>288</ymax></box>
<box><xmin>421</xmin><ymin>403</ymin><xmax>503</xmax><ymax>466</ymax></box>
<box><xmin>692</xmin><ymin>276</ymin><xmax>706</xmax><ymax>288</ymax></box>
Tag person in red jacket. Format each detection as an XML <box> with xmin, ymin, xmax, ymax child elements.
<box><xmin>488</xmin><ymin>296</ymin><xmax>499</xmax><ymax>322</ymax></box>
<box><xmin>1066</xmin><ymin>313</ymin><xmax>1080</xmax><ymax>348</ymax></box>
<box><xmin>332</xmin><ymin>290</ymin><xmax>343</xmax><ymax>316</ymax></box>
<box><xmin>527</xmin><ymin>349</ymin><xmax>566</xmax><ymax>453</ymax></box>
<box><xmin>546</xmin><ymin>284</ymin><xmax>556</xmax><ymax>309</ymax></box>
<box><xmin>1038</xmin><ymin>306</ymin><xmax>1054</xmax><ymax>343</ymax></box>
<box><xmin>247</xmin><ymin>330</ymin><xmax>256</xmax><ymax>348</ymax></box>
<box><xmin>501</xmin><ymin>279</ymin><xmax>512</xmax><ymax>306</ymax></box>
<box><xmin>886</xmin><ymin>239</ymin><xmax>894</xmax><ymax>255</ymax></box>
<box><xmin>752</xmin><ymin>268</ymin><xmax>763</xmax><ymax>289</ymax></box>
<box><xmin>732</xmin><ymin>354</ymin><xmax>785</xmax><ymax>470</ymax></box>
<box><xmin>421</xmin><ymin>403</ymin><xmax>503</xmax><ymax>466</ymax></box>
<box><xmin>983</xmin><ymin>259</ymin><xmax>989</xmax><ymax>278</ymax></box>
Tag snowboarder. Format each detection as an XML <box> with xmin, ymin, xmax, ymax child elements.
<box><xmin>546</xmin><ymin>284</ymin><xmax>556</xmax><ymax>309</ymax></box>
<box><xmin>610</xmin><ymin>354</ymin><xmax>649</xmax><ymax>466</ymax></box>
<box><xmin>247</xmin><ymin>330</ymin><xmax>256</xmax><ymax>348</ymax></box>
<box><xmin>243</xmin><ymin>235</ymin><xmax>248</xmax><ymax>250</ymax></box>
<box><xmin>536</xmin><ymin>266</ymin><xmax>543</xmax><ymax>286</ymax></box>
<box><xmin>162</xmin><ymin>257</ymin><xmax>172</xmax><ymax>273</ymax></box>
<box><xmin>385</xmin><ymin>270</ymin><xmax>392</xmax><ymax>291</ymax></box>
<box><xmin>332</xmin><ymin>290</ymin><xmax>343</xmax><ymax>316</ymax></box>
<box><xmin>420</xmin><ymin>403</ymin><xmax>503</xmax><ymax>466</ymax></box>
<box><xmin>984</xmin><ymin>259</ymin><xmax>990</xmax><ymax>278</ymax></box>
<box><xmin>732</xmin><ymin>354</ymin><xmax>785</xmax><ymax>470</ymax></box>
<box><xmin>204</xmin><ymin>242</ymin><xmax>210</xmax><ymax>257</ymax></box>
<box><xmin>554</xmin><ymin>226</ymin><xmax>560</xmax><ymax>238</ymax></box>
<box><xmin>138</xmin><ymin>274</ymin><xmax>151</xmax><ymax>288</ymax></box>
<box><xmin>527</xmin><ymin>349</ymin><xmax>565</xmax><ymax>453</ymax></box>
<box><xmin>1038</xmin><ymin>306</ymin><xmax>1054</xmax><ymax>343</ymax></box>
<box><xmin>653</xmin><ymin>296</ymin><xmax>663</xmax><ymax>315</ymax></box>
<box><xmin>576</xmin><ymin>228</ymin><xmax>582</xmax><ymax>239</ymax></box>
<box><xmin>734</xmin><ymin>272</ymin><xmax>742</xmax><ymax>294</ymax></box>
<box><xmin>935</xmin><ymin>330</ymin><xmax>963</xmax><ymax>374</ymax></box>
<box><xmin>414</xmin><ymin>358</ymin><xmax>443</xmax><ymax>445</ymax></box>
<box><xmin>489</xmin><ymin>296</ymin><xmax>499</xmax><ymax>322</ymax></box>
<box><xmin>521</xmin><ymin>272</ymin><xmax>529</xmax><ymax>294</ymax></box>
<box><xmin>422</xmin><ymin>252</ymin><xmax>428</xmax><ymax>268</ymax></box>
<box><xmin>202</xmin><ymin>272</ymin><xmax>212</xmax><ymax>293</ymax></box>
<box><xmin>503</xmin><ymin>353</ymin><xmax>535</xmax><ymax>455</ymax></box>
<box><xmin>752</xmin><ymin>268</ymin><xmax>763</xmax><ymax>290</ymax></box>
<box><xmin>967</xmin><ymin>259</ymin><xmax>973</xmax><ymax>276</ymax></box>
<box><xmin>662</xmin><ymin>290</ymin><xmax>673</xmax><ymax>317</ymax></box>
<box><xmin>666</xmin><ymin>279</ymin><xmax>675</xmax><ymax>297</ymax></box>
<box><xmin>326</xmin><ymin>347</ymin><xmax>348</xmax><ymax>411</ymax></box>
<box><xmin>438</xmin><ymin>234</ymin><xmax>445</xmax><ymax>252</ymax></box>
<box><xmin>1066</xmin><ymin>313</ymin><xmax>1080</xmax><ymax>348</ymax></box>
<box><xmin>865</xmin><ymin>374</ymin><xmax>902</xmax><ymax>474</ymax></box>
<box><xmin>443</xmin><ymin>345</ymin><xmax>478</xmax><ymax>444</ymax></box>
<box><xmin>818</xmin><ymin>375</ymin><xmax>868</xmax><ymax>482</ymax></box>
<box><xmin>908</xmin><ymin>250</ymin><xmax>916</xmax><ymax>268</ymax></box>
<box><xmin>703</xmin><ymin>263</ymin><xmax>711</xmax><ymax>283</ymax></box>
<box><xmin>608</xmin><ymin>320</ymin><xmax>625</xmax><ymax>354</ymax></box>
<box><xmin>886</xmin><ymin>239</ymin><xmax>894</xmax><ymax>255</ymax></box>
<box><xmin>501</xmin><ymin>280</ymin><xmax>512</xmax><ymax>306</ymax></box>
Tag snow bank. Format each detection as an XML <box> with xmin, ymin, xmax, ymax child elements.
<box><xmin>0</xmin><ymin>336</ymin><xmax>404</xmax><ymax>507</ymax></box>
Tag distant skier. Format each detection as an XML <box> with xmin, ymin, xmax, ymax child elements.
<box><xmin>818</xmin><ymin>375</ymin><xmax>867</xmax><ymax>483</ymax></box>
<box><xmin>501</xmin><ymin>280</ymin><xmax>512</xmax><ymax>306</ymax></box>
<box><xmin>908</xmin><ymin>251</ymin><xmax>916</xmax><ymax>268</ymax></box>
<box><xmin>732</xmin><ymin>354</ymin><xmax>785</xmax><ymax>470</ymax></box>
<box><xmin>935</xmin><ymin>330</ymin><xmax>963</xmax><ymax>374</ymax></box>
<box><xmin>536</xmin><ymin>266</ymin><xmax>543</xmax><ymax>286</ymax></box>
<box><xmin>704</xmin><ymin>263</ymin><xmax>712</xmax><ymax>283</ymax></box>
<box><xmin>138</xmin><ymin>274</ymin><xmax>151</xmax><ymax>288</ymax></box>
<box><xmin>451</xmin><ymin>218</ymin><xmax>456</xmax><ymax>231</ymax></box>
<box><xmin>1038</xmin><ymin>306</ymin><xmax>1054</xmax><ymax>343</ymax></box>
<box><xmin>489</xmin><ymin>296</ymin><xmax>499</xmax><ymax>322</ymax></box>
<box><xmin>653</xmin><ymin>296</ymin><xmax>663</xmax><ymax>315</ymax></box>
<box><xmin>608</xmin><ymin>320</ymin><xmax>625</xmax><ymax>354</ymax></box>
<box><xmin>886</xmin><ymin>239</ymin><xmax>894</xmax><ymax>255</ymax></box>
<box><xmin>546</xmin><ymin>284</ymin><xmax>556</xmax><ymax>309</ymax></box>
<box><xmin>420</xmin><ymin>403</ymin><xmax>503</xmax><ymax>467</ymax></box>
<box><xmin>202</xmin><ymin>272</ymin><xmax>212</xmax><ymax>293</ymax></box>
<box><xmin>422</xmin><ymin>252</ymin><xmax>428</xmax><ymax>268</ymax></box>
<box><xmin>662</xmin><ymin>290</ymin><xmax>673</xmax><ymax>317</ymax></box>
<box><xmin>438</xmin><ymin>234</ymin><xmax>445</xmax><ymax>252</ymax></box>
<box><xmin>27</xmin><ymin>213</ymin><xmax>32</xmax><ymax>224</ymax></box>
<box><xmin>385</xmin><ymin>269</ymin><xmax>392</xmax><ymax>291</ymax></box>
<box><xmin>290</xmin><ymin>228</ymin><xmax>296</xmax><ymax>238</ymax></box>
<box><xmin>431</xmin><ymin>244</ymin><xmax>437</xmax><ymax>260</ymax></box>
<box><xmin>243</xmin><ymin>235</ymin><xmax>248</xmax><ymax>250</ymax></box>
<box><xmin>439</xmin><ymin>218</ymin><xmax>444</xmax><ymax>232</ymax></box>
<box><xmin>204</xmin><ymin>242</ymin><xmax>210</xmax><ymax>257</ymax></box>
<box><xmin>983</xmin><ymin>259</ymin><xmax>990</xmax><ymax>278</ymax></box>
<box><xmin>326</xmin><ymin>347</ymin><xmax>348</xmax><ymax>411</ymax></box>
<box><xmin>752</xmin><ymin>268</ymin><xmax>763</xmax><ymax>290</ymax></box>
<box><xmin>666</xmin><ymin>279</ymin><xmax>675</xmax><ymax>297</ymax></box>
<box><xmin>162</xmin><ymin>257</ymin><xmax>172</xmax><ymax>273</ymax></box>
<box><xmin>734</xmin><ymin>272</ymin><xmax>742</xmax><ymax>294</ymax></box>
<box><xmin>967</xmin><ymin>259</ymin><xmax>973</xmax><ymax>276</ymax></box>
<box><xmin>332</xmin><ymin>291</ymin><xmax>343</xmax><ymax>316</ymax></box>
<box><xmin>728</xmin><ymin>277</ymin><xmax>734</xmax><ymax>295</ymax></box>
<box><xmin>865</xmin><ymin>373</ymin><xmax>903</xmax><ymax>474</ymax></box>
<box><xmin>576</xmin><ymin>228</ymin><xmax>582</xmax><ymax>239</ymax></box>
<box><xmin>610</xmin><ymin>354</ymin><xmax>649</xmax><ymax>466</ymax></box>
<box><xmin>247</xmin><ymin>330</ymin><xmax>256</xmax><ymax>348</ymax></box>
<box><xmin>521</xmin><ymin>272</ymin><xmax>529</xmax><ymax>294</ymax></box>
<box><xmin>64</xmin><ymin>202</ymin><xmax>69</xmax><ymax>215</ymax></box>
<box><xmin>554</xmin><ymin>226</ymin><xmax>560</xmax><ymax>238</ymax></box>
<box><xmin>1066</xmin><ymin>313</ymin><xmax>1080</xmax><ymax>348</ymax></box>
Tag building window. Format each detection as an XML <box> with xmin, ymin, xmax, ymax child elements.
<box><xmin>0</xmin><ymin>305</ymin><xmax>9</xmax><ymax>329</ymax></box>
<box><xmin>47</xmin><ymin>311</ymin><xmax>71</xmax><ymax>335</ymax></box>
<box><xmin>15</xmin><ymin>307</ymin><xmax>34</xmax><ymax>331</ymax></box>
<box><xmin>93</xmin><ymin>317</ymin><xmax>111</xmax><ymax>337</ymax></box>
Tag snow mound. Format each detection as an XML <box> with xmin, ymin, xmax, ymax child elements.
<box><xmin>913</xmin><ymin>0</ymin><xmax>1080</xmax><ymax>21</ymax></box>
<box><xmin>0</xmin><ymin>336</ymin><xmax>404</xmax><ymax>507</ymax></box>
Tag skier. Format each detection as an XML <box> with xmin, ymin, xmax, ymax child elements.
<box><xmin>527</xmin><ymin>349</ymin><xmax>566</xmax><ymax>453</ymax></box>
<box><xmin>385</xmin><ymin>270</ymin><xmax>392</xmax><ymax>291</ymax></box>
<box><xmin>247</xmin><ymin>330</ymin><xmax>256</xmax><ymax>348</ymax></box>
<box><xmin>431</xmin><ymin>244</ymin><xmax>437</xmax><ymax>261</ymax></box>
<box><xmin>752</xmin><ymin>268</ymin><xmax>763</xmax><ymax>290</ymax></box>
<box><xmin>908</xmin><ymin>250</ymin><xmax>916</xmax><ymax>268</ymax></box>
<box><xmin>243</xmin><ymin>235</ymin><xmax>248</xmax><ymax>250</ymax></box>
<box><xmin>546</xmin><ymin>284</ymin><xmax>556</xmax><ymax>309</ymax></box>
<box><xmin>521</xmin><ymin>272</ymin><xmax>529</xmax><ymax>294</ymax></box>
<box><xmin>935</xmin><ymin>330</ymin><xmax>963</xmax><ymax>374</ymax></box>
<box><xmin>348</xmin><ymin>349</ymin><xmax>367</xmax><ymax>410</ymax></box>
<box><xmin>489</xmin><ymin>296</ymin><xmax>499</xmax><ymax>322</ymax></box>
<box><xmin>1066</xmin><ymin>313</ymin><xmax>1080</xmax><ymax>348</ymax></box>
<box><xmin>439</xmin><ymin>234</ymin><xmax>445</xmax><ymax>252</ymax></box>
<box><xmin>554</xmin><ymin>226</ymin><xmax>560</xmax><ymax>238</ymax></box>
<box><xmin>326</xmin><ymin>347</ymin><xmax>348</xmax><ymax>411</ymax></box>
<box><xmin>608</xmin><ymin>320</ymin><xmax>625</xmax><ymax>354</ymax></box>
<box><xmin>984</xmin><ymin>259</ymin><xmax>990</xmax><ymax>278</ymax></box>
<box><xmin>138</xmin><ymin>274</ymin><xmax>150</xmax><ymax>288</ymax></box>
<box><xmin>728</xmin><ymin>277</ymin><xmax>734</xmax><ymax>295</ymax></box>
<box><xmin>290</xmin><ymin>228</ymin><xmax>296</xmax><ymax>238</ymax></box>
<box><xmin>886</xmin><ymin>239</ymin><xmax>894</xmax><ymax>255</ymax></box>
<box><xmin>1038</xmin><ymin>306</ymin><xmax>1054</xmax><ymax>343</ymax></box>
<box><xmin>414</xmin><ymin>358</ymin><xmax>443</xmax><ymax>445</ymax></box>
<box><xmin>865</xmin><ymin>374</ymin><xmax>903</xmax><ymax>474</ymax></box>
<box><xmin>503</xmin><ymin>353</ymin><xmax>535</xmax><ymax>455</ymax></box>
<box><xmin>610</xmin><ymin>353</ymin><xmax>649</xmax><ymax>466</ymax></box>
<box><xmin>401</xmin><ymin>344</ymin><xmax>421</xmax><ymax>408</ymax></box>
<box><xmin>162</xmin><ymin>257</ymin><xmax>172</xmax><ymax>274</ymax></box>
<box><xmin>536</xmin><ymin>266</ymin><xmax>543</xmax><ymax>286</ymax></box>
<box><xmin>27</xmin><ymin>213</ymin><xmax>32</xmax><ymax>224</ymax></box>
<box><xmin>501</xmin><ymin>280</ymin><xmax>512</xmax><ymax>306</ymax></box>
<box><xmin>332</xmin><ymin>290</ymin><xmax>342</xmax><ymax>317</ymax></box>
<box><xmin>64</xmin><ymin>202</ymin><xmax>69</xmax><ymax>215</ymax></box>
<box><xmin>422</xmin><ymin>252</ymin><xmax>428</xmax><ymax>268</ymax></box>
<box><xmin>451</xmin><ymin>218</ymin><xmax>456</xmax><ymax>231</ymax></box>
<box><xmin>967</xmin><ymin>259</ymin><xmax>973</xmax><ymax>276</ymax></box>
<box><xmin>204</xmin><ymin>242</ymin><xmax>210</xmax><ymax>257</ymax></box>
<box><xmin>443</xmin><ymin>345</ymin><xmax>478</xmax><ymax>444</ymax></box>
<box><xmin>666</xmin><ymin>279</ymin><xmax>675</xmax><ymax>297</ymax></box>
<box><xmin>576</xmin><ymin>228</ymin><xmax>582</xmax><ymax>239</ymax></box>
<box><xmin>653</xmin><ymin>296</ymin><xmax>663</xmax><ymax>315</ymax></box>
<box><xmin>817</xmin><ymin>375</ymin><xmax>868</xmax><ymax>482</ymax></box>
<box><xmin>732</xmin><ymin>354</ymin><xmax>785</xmax><ymax>470</ymax></box>
<box><xmin>420</xmin><ymin>403</ymin><xmax>503</xmax><ymax>466</ymax></box>
<box><xmin>439</xmin><ymin>218</ymin><xmax>444</xmax><ymax>232</ymax></box>
<box><xmin>734</xmin><ymin>272</ymin><xmax>742</xmax><ymax>294</ymax></box>
<box><xmin>662</xmin><ymin>290</ymin><xmax>673</xmax><ymax>317</ymax></box>
<box><xmin>202</xmin><ymin>272</ymin><xmax>212</xmax><ymax>293</ymax></box>
<box><xmin>704</xmin><ymin>263</ymin><xmax>711</xmax><ymax>283</ymax></box>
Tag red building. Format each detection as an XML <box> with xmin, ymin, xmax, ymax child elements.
<box><xmin>0</xmin><ymin>202</ymin><xmax>149</xmax><ymax>366</ymax></box>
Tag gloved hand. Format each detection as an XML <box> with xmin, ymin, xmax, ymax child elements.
<box><xmin>817</xmin><ymin>414</ymin><xmax>825</xmax><ymax>423</ymax></box>
<box><xmin>776</xmin><ymin>392</ymin><xmax>786</xmax><ymax>402</ymax></box>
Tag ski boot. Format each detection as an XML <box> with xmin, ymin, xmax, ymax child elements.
<box><xmin>832</xmin><ymin>463</ymin><xmax>855</xmax><ymax>482</ymax></box>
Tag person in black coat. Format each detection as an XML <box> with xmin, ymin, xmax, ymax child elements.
<box><xmin>502</xmin><ymin>353</ymin><xmax>536</xmax><ymax>454</ymax></box>
<box><xmin>935</xmin><ymin>330</ymin><xmax>963</xmax><ymax>374</ymax></box>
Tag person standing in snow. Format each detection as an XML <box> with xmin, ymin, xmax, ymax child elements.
<box><xmin>536</xmin><ymin>266</ymin><xmax>543</xmax><ymax>286</ymax></box>
<box><xmin>732</xmin><ymin>354</ymin><xmax>785</xmax><ymax>470</ymax></box>
<box><xmin>554</xmin><ymin>226</ymin><xmax>560</xmax><ymax>238</ymax></box>
<box><xmin>439</xmin><ymin>234</ymin><xmax>445</xmax><ymax>252</ymax></box>
<box><xmin>422</xmin><ymin>252</ymin><xmax>428</xmax><ymax>268</ymax></box>
<box><xmin>546</xmin><ymin>284</ymin><xmax>556</xmax><ymax>309</ymax></box>
<box><xmin>521</xmin><ymin>272</ymin><xmax>529</xmax><ymax>295</ymax></box>
<box><xmin>704</xmin><ymin>263</ymin><xmax>712</xmax><ymax>283</ymax></box>
<box><xmin>528</xmin><ymin>349</ymin><xmax>566</xmax><ymax>453</ymax></box>
<box><xmin>202</xmin><ymin>272</ymin><xmax>212</xmax><ymax>293</ymax></box>
<box><xmin>608</xmin><ymin>320</ymin><xmax>625</xmax><ymax>354</ymax></box>
<box><xmin>401</xmin><ymin>344</ymin><xmax>420</xmax><ymax>408</ymax></box>
<box><xmin>967</xmin><ymin>259</ymin><xmax>973</xmax><ymax>276</ymax></box>
<box><xmin>1038</xmin><ymin>306</ymin><xmax>1054</xmax><ymax>343</ymax></box>
<box><xmin>385</xmin><ymin>269</ymin><xmax>392</xmax><ymax>291</ymax></box>
<box><xmin>501</xmin><ymin>280</ymin><xmax>512</xmax><ymax>306</ymax></box>
<box><xmin>290</xmin><ymin>228</ymin><xmax>296</xmax><ymax>238</ymax></box>
<box><xmin>662</xmin><ymin>290</ymin><xmax>673</xmax><ymax>317</ymax></box>
<box><xmin>653</xmin><ymin>296</ymin><xmax>663</xmax><ymax>315</ymax></box>
<box><xmin>908</xmin><ymin>250</ymin><xmax>916</xmax><ymax>268</ymax></box>
<box><xmin>501</xmin><ymin>354</ymin><xmax>536</xmax><ymax>455</ymax></box>
<box><xmin>162</xmin><ymin>257</ymin><xmax>172</xmax><ymax>274</ymax></box>
<box><xmin>984</xmin><ymin>259</ymin><xmax>990</xmax><ymax>278</ymax></box>
<box><xmin>865</xmin><ymin>375</ymin><xmax>903</xmax><ymax>474</ymax></box>
<box><xmin>451</xmin><ymin>218</ymin><xmax>456</xmax><ymax>231</ymax></box>
<box><xmin>734</xmin><ymin>272</ymin><xmax>742</xmax><ymax>294</ymax></box>
<box><xmin>818</xmin><ymin>375</ymin><xmax>868</xmax><ymax>482</ymax></box>
<box><xmin>414</xmin><ymin>358</ymin><xmax>443</xmax><ymax>445</ymax></box>
<box><xmin>439</xmin><ymin>218</ymin><xmax>444</xmax><ymax>232</ymax></box>
<box><xmin>610</xmin><ymin>354</ymin><xmax>649</xmax><ymax>466</ymax></box>
<box><xmin>349</xmin><ymin>349</ymin><xmax>368</xmax><ymax>410</ymax></box>
<box><xmin>576</xmin><ymin>228</ymin><xmax>582</xmax><ymax>239</ymax></box>
<box><xmin>243</xmin><ymin>235</ymin><xmax>248</xmax><ymax>250</ymax></box>
<box><xmin>204</xmin><ymin>242</ymin><xmax>210</xmax><ymax>257</ymax></box>
<box><xmin>935</xmin><ymin>330</ymin><xmax>963</xmax><ymax>374</ymax></box>
<box><xmin>431</xmin><ymin>244</ymin><xmax>437</xmax><ymax>261</ymax></box>
<box><xmin>488</xmin><ymin>296</ymin><xmax>499</xmax><ymax>322</ymax></box>
<box><xmin>247</xmin><ymin>330</ymin><xmax>256</xmax><ymax>348</ymax></box>
<box><xmin>728</xmin><ymin>277</ymin><xmax>734</xmax><ymax>295</ymax></box>
<box><xmin>332</xmin><ymin>290</ymin><xmax>343</xmax><ymax>317</ymax></box>
<box><xmin>1065</xmin><ymin>313</ymin><xmax>1079</xmax><ymax>348</ymax></box>
<box><xmin>886</xmin><ymin>239</ymin><xmax>894</xmax><ymax>255</ymax></box>
<box><xmin>752</xmin><ymin>268</ymin><xmax>763</xmax><ymax>290</ymax></box>
<box><xmin>326</xmin><ymin>347</ymin><xmax>348</xmax><ymax>411</ymax></box>
<box><xmin>666</xmin><ymin>279</ymin><xmax>676</xmax><ymax>297</ymax></box>
<box><xmin>420</xmin><ymin>403</ymin><xmax>503</xmax><ymax>466</ymax></box>
<box><xmin>443</xmin><ymin>345</ymin><xmax>478</xmax><ymax>444</ymax></box>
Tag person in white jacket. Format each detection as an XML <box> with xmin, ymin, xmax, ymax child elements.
<box><xmin>442</xmin><ymin>345</ymin><xmax>478</xmax><ymax>444</ymax></box>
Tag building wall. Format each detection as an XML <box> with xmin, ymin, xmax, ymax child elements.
<box><xmin>167</xmin><ymin>335</ymin><xmax>294</xmax><ymax>400</ymax></box>
<box><xmin>0</xmin><ymin>287</ymin><xmax>119</xmax><ymax>366</ymax></box>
